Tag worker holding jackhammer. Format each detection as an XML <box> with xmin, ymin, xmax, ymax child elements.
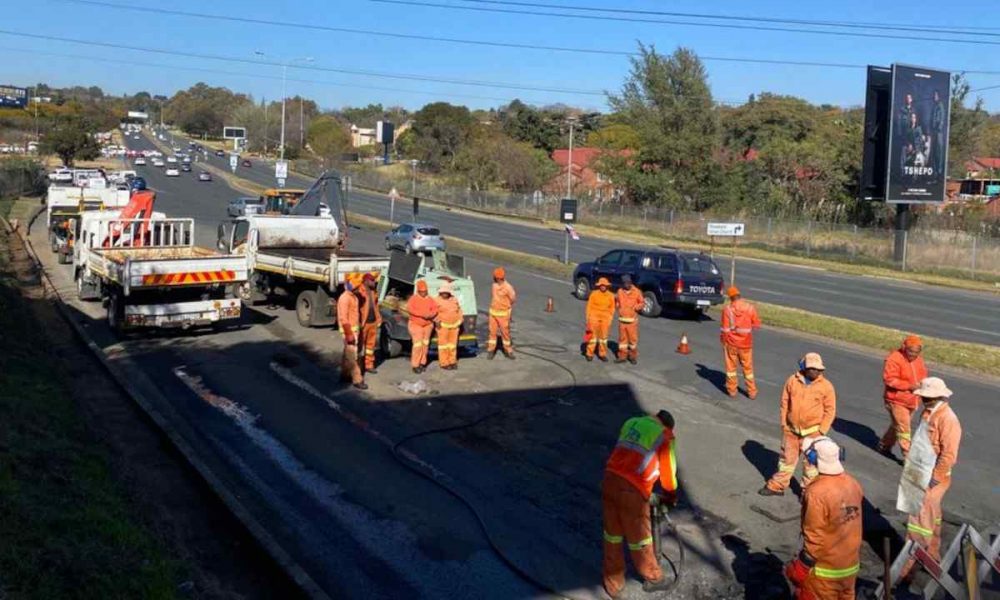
<box><xmin>601</xmin><ymin>410</ymin><xmax>678</xmax><ymax>598</ymax></box>
<box><xmin>785</xmin><ymin>437</ymin><xmax>864</xmax><ymax>599</ymax></box>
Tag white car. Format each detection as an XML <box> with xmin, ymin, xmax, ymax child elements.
<box><xmin>165</xmin><ymin>167</ymin><xmax>180</xmax><ymax>177</ymax></box>
<box><xmin>166</xmin><ymin>156</ymin><xmax>178</xmax><ymax>164</ymax></box>
<box><xmin>134</xmin><ymin>156</ymin><xmax>147</xmax><ymax>166</ymax></box>
<box><xmin>152</xmin><ymin>158</ymin><xmax>165</xmax><ymax>167</ymax></box>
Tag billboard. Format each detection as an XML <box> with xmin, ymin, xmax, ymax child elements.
<box><xmin>0</xmin><ymin>85</ymin><xmax>28</xmax><ymax>108</ymax></box>
<box><xmin>222</xmin><ymin>126</ymin><xmax>247</xmax><ymax>140</ymax></box>
<box><xmin>860</xmin><ymin>66</ymin><xmax>892</xmax><ymax>202</ymax></box>
<box><xmin>126</xmin><ymin>110</ymin><xmax>148</xmax><ymax>120</ymax></box>
<box><xmin>376</xmin><ymin>120</ymin><xmax>394</xmax><ymax>144</ymax></box>
<box><xmin>885</xmin><ymin>64</ymin><xmax>951</xmax><ymax>203</ymax></box>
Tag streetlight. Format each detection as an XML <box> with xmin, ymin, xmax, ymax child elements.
<box><xmin>254</xmin><ymin>52</ymin><xmax>313</xmax><ymax>161</ymax></box>
<box><xmin>565</xmin><ymin>116</ymin><xmax>577</xmax><ymax>199</ymax></box>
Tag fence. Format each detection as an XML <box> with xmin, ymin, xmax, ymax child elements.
<box><xmin>292</xmin><ymin>160</ymin><xmax>1000</xmax><ymax>280</ymax></box>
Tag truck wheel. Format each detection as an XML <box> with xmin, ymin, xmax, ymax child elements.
<box><xmin>574</xmin><ymin>277</ymin><xmax>591</xmax><ymax>300</ymax></box>
<box><xmin>57</xmin><ymin>250</ymin><xmax>70</xmax><ymax>265</ymax></box>
<box><xmin>237</xmin><ymin>281</ymin><xmax>254</xmax><ymax>303</ymax></box>
<box><xmin>379</xmin><ymin>324</ymin><xmax>403</xmax><ymax>358</ymax></box>
<box><xmin>404</xmin><ymin>243</ymin><xmax>413</xmax><ymax>254</ymax></box>
<box><xmin>107</xmin><ymin>292</ymin><xmax>124</xmax><ymax>333</ymax></box>
<box><xmin>295</xmin><ymin>290</ymin><xmax>316</xmax><ymax>328</ymax></box>
<box><xmin>640</xmin><ymin>291</ymin><xmax>662</xmax><ymax>318</ymax></box>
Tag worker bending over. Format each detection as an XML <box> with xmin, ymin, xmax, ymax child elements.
<box><xmin>602</xmin><ymin>410</ymin><xmax>678</xmax><ymax>598</ymax></box>
<box><xmin>720</xmin><ymin>286</ymin><xmax>761</xmax><ymax>399</ymax></box>
<box><xmin>786</xmin><ymin>437</ymin><xmax>863</xmax><ymax>600</ymax></box>
<box><xmin>615</xmin><ymin>274</ymin><xmax>644</xmax><ymax>365</ymax></box>
<box><xmin>435</xmin><ymin>281</ymin><xmax>463</xmax><ymax>370</ymax></box>
<box><xmin>487</xmin><ymin>266</ymin><xmax>516</xmax><ymax>360</ymax></box>
<box><xmin>899</xmin><ymin>377</ymin><xmax>962</xmax><ymax>583</ymax></box>
<box><xmin>359</xmin><ymin>272</ymin><xmax>382</xmax><ymax>374</ymax></box>
<box><xmin>337</xmin><ymin>274</ymin><xmax>367</xmax><ymax>390</ymax></box>
<box><xmin>586</xmin><ymin>277</ymin><xmax>615</xmax><ymax>362</ymax></box>
<box><xmin>759</xmin><ymin>353</ymin><xmax>836</xmax><ymax>496</ymax></box>
<box><xmin>407</xmin><ymin>279</ymin><xmax>437</xmax><ymax>374</ymax></box>
<box><xmin>877</xmin><ymin>335</ymin><xmax>927</xmax><ymax>460</ymax></box>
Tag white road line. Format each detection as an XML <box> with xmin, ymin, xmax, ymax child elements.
<box><xmin>745</xmin><ymin>287</ymin><xmax>785</xmax><ymax>297</ymax></box>
<box><xmin>956</xmin><ymin>326</ymin><xmax>1000</xmax><ymax>339</ymax></box>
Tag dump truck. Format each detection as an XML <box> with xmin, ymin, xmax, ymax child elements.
<box><xmin>377</xmin><ymin>249</ymin><xmax>480</xmax><ymax>359</ymax></box>
<box><xmin>46</xmin><ymin>185</ymin><xmax>130</xmax><ymax>264</ymax></box>
<box><xmin>73</xmin><ymin>191</ymin><xmax>247</xmax><ymax>332</ymax></box>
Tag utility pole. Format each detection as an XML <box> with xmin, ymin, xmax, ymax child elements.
<box><xmin>565</xmin><ymin>118</ymin><xmax>576</xmax><ymax>198</ymax></box>
<box><xmin>280</xmin><ymin>63</ymin><xmax>287</xmax><ymax>161</ymax></box>
<box><xmin>263</xmin><ymin>97</ymin><xmax>268</xmax><ymax>155</ymax></box>
<box><xmin>300</xmin><ymin>97</ymin><xmax>304</xmax><ymax>148</ymax></box>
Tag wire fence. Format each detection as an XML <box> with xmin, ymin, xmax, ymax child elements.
<box><xmin>293</xmin><ymin>160</ymin><xmax>1000</xmax><ymax>280</ymax></box>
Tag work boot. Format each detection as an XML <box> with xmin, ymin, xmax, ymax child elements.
<box><xmin>504</xmin><ymin>352</ymin><xmax>515</xmax><ymax>360</ymax></box>
<box><xmin>614</xmin><ymin>357</ymin><xmax>626</xmax><ymax>364</ymax></box>
<box><xmin>598</xmin><ymin>354</ymin><xmax>608</xmax><ymax>362</ymax></box>
<box><xmin>487</xmin><ymin>352</ymin><xmax>496</xmax><ymax>360</ymax></box>
<box><xmin>642</xmin><ymin>577</ymin><xmax>672</xmax><ymax>593</ymax></box>
<box><xmin>412</xmin><ymin>367</ymin><xmax>421</xmax><ymax>374</ymax></box>
<box><xmin>628</xmin><ymin>358</ymin><xmax>637</xmax><ymax>365</ymax></box>
<box><xmin>757</xmin><ymin>486</ymin><xmax>784</xmax><ymax>497</ymax></box>
<box><xmin>353</xmin><ymin>382</ymin><xmax>369</xmax><ymax>391</ymax></box>
<box><xmin>367</xmin><ymin>368</ymin><xmax>378</xmax><ymax>375</ymax></box>
<box><xmin>748</xmin><ymin>391</ymin><xmax>757</xmax><ymax>400</ymax></box>
<box><xmin>586</xmin><ymin>355</ymin><xmax>594</xmax><ymax>362</ymax></box>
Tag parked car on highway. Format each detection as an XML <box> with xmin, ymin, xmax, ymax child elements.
<box><xmin>152</xmin><ymin>158</ymin><xmax>165</xmax><ymax>167</ymax></box>
<box><xmin>165</xmin><ymin>167</ymin><xmax>180</xmax><ymax>177</ymax></box>
<box><xmin>241</xmin><ymin>159</ymin><xmax>252</xmax><ymax>167</ymax></box>
<box><xmin>384</xmin><ymin>223</ymin><xmax>445</xmax><ymax>254</ymax></box>
<box><xmin>134</xmin><ymin>156</ymin><xmax>147</xmax><ymax>166</ymax></box>
<box><xmin>573</xmin><ymin>248</ymin><xmax>725</xmax><ymax>317</ymax></box>
<box><xmin>227</xmin><ymin>197</ymin><xmax>265</xmax><ymax>217</ymax></box>
<box><xmin>181</xmin><ymin>163</ymin><xmax>192</xmax><ymax>172</ymax></box>
<box><xmin>166</xmin><ymin>156</ymin><xmax>178</xmax><ymax>164</ymax></box>
<box><xmin>215</xmin><ymin>149</ymin><xmax>225</xmax><ymax>157</ymax></box>
<box><xmin>198</xmin><ymin>171</ymin><xmax>212</xmax><ymax>182</ymax></box>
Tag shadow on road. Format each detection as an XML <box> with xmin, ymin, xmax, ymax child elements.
<box><xmin>695</xmin><ymin>362</ymin><xmax>728</xmax><ymax>395</ymax></box>
<box><xmin>832</xmin><ymin>416</ymin><xmax>881</xmax><ymax>451</ymax></box>
<box><xmin>740</xmin><ymin>440</ymin><xmax>802</xmax><ymax>497</ymax></box>
<box><xmin>721</xmin><ymin>534</ymin><xmax>790</xmax><ymax>600</ymax></box>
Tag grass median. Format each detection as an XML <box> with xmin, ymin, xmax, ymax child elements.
<box><xmin>0</xmin><ymin>229</ymin><xmax>179</xmax><ymax>597</ymax></box>
<box><xmin>350</xmin><ymin>211</ymin><xmax>1000</xmax><ymax>377</ymax></box>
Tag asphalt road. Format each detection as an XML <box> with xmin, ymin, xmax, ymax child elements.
<box><xmin>164</xmin><ymin>130</ymin><xmax>1000</xmax><ymax>347</ymax></box>
<box><xmin>111</xmin><ymin>131</ymin><xmax>1000</xmax><ymax>598</ymax></box>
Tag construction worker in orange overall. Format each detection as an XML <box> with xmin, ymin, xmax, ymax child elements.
<box><xmin>487</xmin><ymin>266</ymin><xmax>516</xmax><ymax>360</ymax></box>
<box><xmin>876</xmin><ymin>335</ymin><xmax>927</xmax><ymax>460</ymax></box>
<box><xmin>899</xmin><ymin>377</ymin><xmax>962</xmax><ymax>582</ymax></box>
<box><xmin>358</xmin><ymin>272</ymin><xmax>383</xmax><ymax>374</ymax></box>
<box><xmin>406</xmin><ymin>279</ymin><xmax>438</xmax><ymax>374</ymax></box>
<box><xmin>585</xmin><ymin>277</ymin><xmax>615</xmax><ymax>362</ymax></box>
<box><xmin>759</xmin><ymin>353</ymin><xmax>836</xmax><ymax>496</ymax></box>
<box><xmin>615</xmin><ymin>274</ymin><xmax>644</xmax><ymax>365</ymax></box>
<box><xmin>435</xmin><ymin>281</ymin><xmax>463</xmax><ymax>370</ymax></box>
<box><xmin>720</xmin><ymin>286</ymin><xmax>761</xmax><ymax>399</ymax></box>
<box><xmin>785</xmin><ymin>437</ymin><xmax>864</xmax><ymax>600</ymax></box>
<box><xmin>336</xmin><ymin>274</ymin><xmax>366</xmax><ymax>390</ymax></box>
<box><xmin>602</xmin><ymin>410</ymin><xmax>678</xmax><ymax>598</ymax></box>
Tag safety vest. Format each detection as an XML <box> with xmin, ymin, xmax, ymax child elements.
<box><xmin>605</xmin><ymin>416</ymin><xmax>677</xmax><ymax>498</ymax></box>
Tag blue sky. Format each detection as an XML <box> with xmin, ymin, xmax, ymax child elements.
<box><xmin>3</xmin><ymin>0</ymin><xmax>1000</xmax><ymax>112</ymax></box>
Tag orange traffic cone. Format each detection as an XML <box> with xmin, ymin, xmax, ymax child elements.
<box><xmin>545</xmin><ymin>297</ymin><xmax>555</xmax><ymax>312</ymax></box>
<box><xmin>676</xmin><ymin>333</ymin><xmax>691</xmax><ymax>355</ymax></box>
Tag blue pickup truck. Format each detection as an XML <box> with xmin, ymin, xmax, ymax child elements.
<box><xmin>573</xmin><ymin>248</ymin><xmax>726</xmax><ymax>317</ymax></box>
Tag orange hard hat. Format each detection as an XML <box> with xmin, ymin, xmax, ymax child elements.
<box><xmin>903</xmin><ymin>334</ymin><xmax>923</xmax><ymax>348</ymax></box>
<box><xmin>596</xmin><ymin>277</ymin><xmax>611</xmax><ymax>287</ymax></box>
<box><xmin>493</xmin><ymin>266</ymin><xmax>505</xmax><ymax>279</ymax></box>
<box><xmin>727</xmin><ymin>286</ymin><xmax>741</xmax><ymax>298</ymax></box>
<box><xmin>416</xmin><ymin>279</ymin><xmax>428</xmax><ymax>292</ymax></box>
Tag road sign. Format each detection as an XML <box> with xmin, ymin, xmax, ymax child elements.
<box><xmin>275</xmin><ymin>160</ymin><xmax>288</xmax><ymax>180</ymax></box>
<box><xmin>229</xmin><ymin>154</ymin><xmax>238</xmax><ymax>172</ymax></box>
<box><xmin>707</xmin><ymin>222</ymin><xmax>745</xmax><ymax>237</ymax></box>
<box><xmin>560</xmin><ymin>198</ymin><xmax>578</xmax><ymax>223</ymax></box>
<box><xmin>277</xmin><ymin>177</ymin><xmax>286</xmax><ymax>188</ymax></box>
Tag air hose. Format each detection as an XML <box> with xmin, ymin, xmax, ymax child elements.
<box><xmin>390</xmin><ymin>343</ymin><xmax>685</xmax><ymax>598</ymax></box>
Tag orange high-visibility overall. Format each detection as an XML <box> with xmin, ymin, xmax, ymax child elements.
<box><xmin>616</xmin><ymin>287</ymin><xmax>644</xmax><ymax>361</ymax></box>
<box><xmin>721</xmin><ymin>298</ymin><xmax>761</xmax><ymax>398</ymax></box>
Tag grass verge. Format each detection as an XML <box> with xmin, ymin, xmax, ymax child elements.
<box><xmin>349</xmin><ymin>211</ymin><xmax>1000</xmax><ymax>377</ymax></box>
<box><xmin>0</xmin><ymin>230</ymin><xmax>180</xmax><ymax>598</ymax></box>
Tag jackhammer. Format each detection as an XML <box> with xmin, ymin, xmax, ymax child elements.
<box><xmin>650</xmin><ymin>496</ymin><xmax>685</xmax><ymax>594</ymax></box>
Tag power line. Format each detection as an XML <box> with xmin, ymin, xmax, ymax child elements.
<box><xmin>0</xmin><ymin>46</ymin><xmax>564</xmax><ymax>105</ymax></box>
<box><xmin>374</xmin><ymin>0</ymin><xmax>1000</xmax><ymax>48</ymax></box>
<box><xmin>0</xmin><ymin>28</ymin><xmax>605</xmax><ymax>96</ymax></box>
<box><xmin>449</xmin><ymin>0</ymin><xmax>1000</xmax><ymax>39</ymax></box>
<box><xmin>47</xmin><ymin>0</ymin><xmax>1000</xmax><ymax>76</ymax></box>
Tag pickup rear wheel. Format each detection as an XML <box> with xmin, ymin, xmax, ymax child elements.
<box><xmin>379</xmin><ymin>324</ymin><xmax>403</xmax><ymax>358</ymax></box>
<box><xmin>107</xmin><ymin>291</ymin><xmax>124</xmax><ymax>333</ymax></box>
<box><xmin>640</xmin><ymin>291</ymin><xmax>662</xmax><ymax>318</ymax></box>
<box><xmin>574</xmin><ymin>277</ymin><xmax>591</xmax><ymax>300</ymax></box>
<box><xmin>295</xmin><ymin>290</ymin><xmax>316</xmax><ymax>328</ymax></box>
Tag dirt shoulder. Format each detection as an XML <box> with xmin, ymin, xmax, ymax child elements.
<box><xmin>1</xmin><ymin>221</ymin><xmax>300</xmax><ymax>599</ymax></box>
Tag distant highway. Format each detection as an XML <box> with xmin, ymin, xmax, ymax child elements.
<box><xmin>168</xmin><ymin>131</ymin><xmax>1000</xmax><ymax>347</ymax></box>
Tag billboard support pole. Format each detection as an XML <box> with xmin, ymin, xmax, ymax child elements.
<box><xmin>893</xmin><ymin>203</ymin><xmax>911</xmax><ymax>265</ymax></box>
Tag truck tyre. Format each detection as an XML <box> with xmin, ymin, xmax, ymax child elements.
<box><xmin>379</xmin><ymin>324</ymin><xmax>403</xmax><ymax>358</ymax></box>
<box><xmin>640</xmin><ymin>290</ymin><xmax>662</xmax><ymax>318</ymax></box>
<box><xmin>237</xmin><ymin>281</ymin><xmax>254</xmax><ymax>303</ymax></box>
<box><xmin>404</xmin><ymin>243</ymin><xmax>413</xmax><ymax>255</ymax></box>
<box><xmin>107</xmin><ymin>291</ymin><xmax>124</xmax><ymax>333</ymax></box>
<box><xmin>57</xmin><ymin>250</ymin><xmax>70</xmax><ymax>264</ymax></box>
<box><xmin>295</xmin><ymin>290</ymin><xmax>317</xmax><ymax>328</ymax></box>
<box><xmin>574</xmin><ymin>277</ymin><xmax>591</xmax><ymax>300</ymax></box>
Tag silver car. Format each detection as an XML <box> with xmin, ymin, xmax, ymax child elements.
<box><xmin>385</xmin><ymin>223</ymin><xmax>445</xmax><ymax>254</ymax></box>
<box><xmin>227</xmin><ymin>197</ymin><xmax>264</xmax><ymax>217</ymax></box>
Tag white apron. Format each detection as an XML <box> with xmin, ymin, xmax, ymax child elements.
<box><xmin>896</xmin><ymin>403</ymin><xmax>942</xmax><ymax>514</ymax></box>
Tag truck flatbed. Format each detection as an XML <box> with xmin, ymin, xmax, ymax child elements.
<box><xmin>99</xmin><ymin>246</ymin><xmax>220</xmax><ymax>264</ymax></box>
<box><xmin>259</xmin><ymin>246</ymin><xmax>380</xmax><ymax>262</ymax></box>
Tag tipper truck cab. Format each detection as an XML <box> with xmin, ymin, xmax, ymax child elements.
<box><xmin>377</xmin><ymin>249</ymin><xmax>479</xmax><ymax>359</ymax></box>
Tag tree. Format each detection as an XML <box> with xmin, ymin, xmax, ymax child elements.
<box><xmin>607</xmin><ymin>45</ymin><xmax>718</xmax><ymax>205</ymax></box>
<box><xmin>163</xmin><ymin>83</ymin><xmax>251</xmax><ymax>137</ymax></box>
<box><xmin>307</xmin><ymin>116</ymin><xmax>351</xmax><ymax>164</ymax></box>
<box><xmin>588</xmin><ymin>123</ymin><xmax>641</xmax><ymax>150</ymax></box>
<box><xmin>40</xmin><ymin>117</ymin><xmax>100</xmax><ymax>166</ymax></box>
<box><xmin>453</xmin><ymin>127</ymin><xmax>558</xmax><ymax>192</ymax></box>
<box><xmin>410</xmin><ymin>102</ymin><xmax>476</xmax><ymax>171</ymax></box>
<box><xmin>948</xmin><ymin>74</ymin><xmax>989</xmax><ymax>175</ymax></box>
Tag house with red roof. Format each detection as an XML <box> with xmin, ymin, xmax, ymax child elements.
<box><xmin>548</xmin><ymin>147</ymin><xmax>628</xmax><ymax>200</ymax></box>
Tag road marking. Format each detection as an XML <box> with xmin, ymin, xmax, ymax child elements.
<box><xmin>956</xmin><ymin>326</ymin><xmax>1000</xmax><ymax>339</ymax></box>
<box><xmin>745</xmin><ymin>287</ymin><xmax>785</xmax><ymax>297</ymax></box>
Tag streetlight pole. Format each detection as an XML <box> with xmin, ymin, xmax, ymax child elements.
<box><xmin>300</xmin><ymin>97</ymin><xmax>304</xmax><ymax>148</ymax></box>
<box><xmin>565</xmin><ymin>118</ymin><xmax>576</xmax><ymax>198</ymax></box>
<box><xmin>280</xmin><ymin>64</ymin><xmax>287</xmax><ymax>161</ymax></box>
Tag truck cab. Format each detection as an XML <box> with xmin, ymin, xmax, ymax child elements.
<box><xmin>377</xmin><ymin>249</ymin><xmax>479</xmax><ymax>358</ymax></box>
